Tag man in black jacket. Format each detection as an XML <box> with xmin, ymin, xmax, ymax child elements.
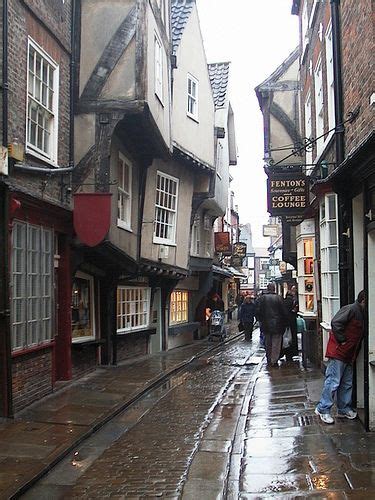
<box><xmin>256</xmin><ymin>283</ymin><xmax>289</xmax><ymax>366</ymax></box>
<box><xmin>239</xmin><ymin>295</ymin><xmax>256</xmax><ymax>341</ymax></box>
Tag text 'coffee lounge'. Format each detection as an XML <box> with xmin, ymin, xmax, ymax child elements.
<box><xmin>267</xmin><ymin>172</ymin><xmax>308</xmax><ymax>216</ymax></box>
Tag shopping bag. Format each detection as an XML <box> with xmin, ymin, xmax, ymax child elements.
<box><xmin>283</xmin><ymin>327</ymin><xmax>292</xmax><ymax>349</ymax></box>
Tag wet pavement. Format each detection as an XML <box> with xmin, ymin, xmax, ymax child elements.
<box><xmin>1</xmin><ymin>324</ymin><xmax>374</xmax><ymax>499</ymax></box>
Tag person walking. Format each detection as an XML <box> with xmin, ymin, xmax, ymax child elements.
<box><xmin>255</xmin><ymin>283</ymin><xmax>289</xmax><ymax>366</ymax></box>
<box><xmin>315</xmin><ymin>290</ymin><xmax>365</xmax><ymax>424</ymax></box>
<box><xmin>283</xmin><ymin>285</ymin><xmax>299</xmax><ymax>360</ymax></box>
<box><xmin>239</xmin><ymin>295</ymin><xmax>256</xmax><ymax>341</ymax></box>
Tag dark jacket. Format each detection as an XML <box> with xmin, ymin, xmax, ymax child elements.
<box><xmin>255</xmin><ymin>292</ymin><xmax>288</xmax><ymax>336</ymax></box>
<box><xmin>325</xmin><ymin>300</ymin><xmax>364</xmax><ymax>364</ymax></box>
<box><xmin>239</xmin><ymin>301</ymin><xmax>256</xmax><ymax>324</ymax></box>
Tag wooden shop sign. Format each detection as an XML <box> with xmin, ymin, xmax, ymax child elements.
<box><xmin>267</xmin><ymin>172</ymin><xmax>308</xmax><ymax>216</ymax></box>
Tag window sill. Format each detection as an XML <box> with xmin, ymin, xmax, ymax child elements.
<box><xmin>72</xmin><ymin>338</ymin><xmax>105</xmax><ymax>348</ymax></box>
<box><xmin>153</xmin><ymin>238</ymin><xmax>176</xmax><ymax>247</ymax></box>
<box><xmin>116</xmin><ymin>327</ymin><xmax>156</xmax><ymax>336</ymax></box>
<box><xmin>187</xmin><ymin>113</ymin><xmax>199</xmax><ymax>124</ymax></box>
<box><xmin>12</xmin><ymin>341</ymin><xmax>55</xmax><ymax>358</ymax></box>
<box><xmin>25</xmin><ymin>147</ymin><xmax>57</xmax><ymax>167</ymax></box>
<box><xmin>117</xmin><ymin>220</ymin><xmax>133</xmax><ymax>233</ymax></box>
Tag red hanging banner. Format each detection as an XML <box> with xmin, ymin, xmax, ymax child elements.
<box><xmin>73</xmin><ymin>193</ymin><xmax>112</xmax><ymax>247</ymax></box>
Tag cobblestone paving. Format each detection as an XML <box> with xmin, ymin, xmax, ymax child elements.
<box><xmin>34</xmin><ymin>341</ymin><xmax>255</xmax><ymax>498</ymax></box>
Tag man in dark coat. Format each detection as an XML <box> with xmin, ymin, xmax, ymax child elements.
<box><xmin>315</xmin><ymin>290</ymin><xmax>365</xmax><ymax>424</ymax></box>
<box><xmin>283</xmin><ymin>285</ymin><xmax>299</xmax><ymax>360</ymax></box>
<box><xmin>239</xmin><ymin>295</ymin><xmax>256</xmax><ymax>341</ymax></box>
<box><xmin>255</xmin><ymin>283</ymin><xmax>289</xmax><ymax>366</ymax></box>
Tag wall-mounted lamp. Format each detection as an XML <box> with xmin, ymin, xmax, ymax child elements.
<box><xmin>320</xmin><ymin>160</ymin><xmax>329</xmax><ymax>179</ymax></box>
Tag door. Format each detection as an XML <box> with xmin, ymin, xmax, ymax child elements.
<box><xmin>150</xmin><ymin>288</ymin><xmax>162</xmax><ymax>354</ymax></box>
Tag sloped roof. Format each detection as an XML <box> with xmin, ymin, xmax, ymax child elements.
<box><xmin>208</xmin><ymin>62</ymin><xmax>230</xmax><ymax>109</ymax></box>
<box><xmin>171</xmin><ymin>0</ymin><xmax>195</xmax><ymax>54</ymax></box>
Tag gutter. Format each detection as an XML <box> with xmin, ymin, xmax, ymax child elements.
<box><xmin>2</xmin><ymin>0</ymin><xmax>8</xmax><ymax>147</ymax></box>
<box><xmin>13</xmin><ymin>163</ymin><xmax>75</xmax><ymax>174</ymax></box>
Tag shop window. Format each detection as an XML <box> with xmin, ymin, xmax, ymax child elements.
<box><xmin>170</xmin><ymin>290</ymin><xmax>188</xmax><ymax>325</ymax></box>
<box><xmin>320</xmin><ymin>194</ymin><xmax>340</xmax><ymax>324</ymax></box>
<box><xmin>11</xmin><ymin>221</ymin><xmax>54</xmax><ymax>350</ymax></box>
<box><xmin>71</xmin><ymin>273</ymin><xmax>95</xmax><ymax>342</ymax></box>
<box><xmin>297</xmin><ymin>237</ymin><xmax>315</xmax><ymax>313</ymax></box>
<box><xmin>117</xmin><ymin>287</ymin><xmax>150</xmax><ymax>333</ymax></box>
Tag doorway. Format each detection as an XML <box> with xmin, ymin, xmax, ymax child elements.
<box><xmin>150</xmin><ymin>288</ymin><xmax>162</xmax><ymax>354</ymax></box>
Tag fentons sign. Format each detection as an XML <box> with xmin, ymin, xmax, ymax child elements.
<box><xmin>267</xmin><ymin>173</ymin><xmax>308</xmax><ymax>216</ymax></box>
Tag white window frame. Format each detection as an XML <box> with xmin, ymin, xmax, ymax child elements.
<box><xmin>304</xmin><ymin>92</ymin><xmax>313</xmax><ymax>165</ymax></box>
<box><xmin>117</xmin><ymin>286</ymin><xmax>151</xmax><ymax>333</ymax></box>
<box><xmin>153</xmin><ymin>171</ymin><xmax>179</xmax><ymax>245</ymax></box>
<box><xmin>259</xmin><ymin>274</ymin><xmax>268</xmax><ymax>290</ymax></box>
<box><xmin>117</xmin><ymin>152</ymin><xmax>132</xmax><ymax>231</ymax></box>
<box><xmin>191</xmin><ymin>214</ymin><xmax>200</xmax><ymax>256</ymax></box>
<box><xmin>170</xmin><ymin>290</ymin><xmax>189</xmax><ymax>325</ymax></box>
<box><xmin>301</xmin><ymin>0</ymin><xmax>309</xmax><ymax>57</ymax></box>
<box><xmin>325</xmin><ymin>23</ymin><xmax>335</xmax><ymax>132</ymax></box>
<box><xmin>11</xmin><ymin>221</ymin><xmax>54</xmax><ymax>351</ymax></box>
<box><xmin>154</xmin><ymin>34</ymin><xmax>163</xmax><ymax>102</ymax></box>
<box><xmin>71</xmin><ymin>272</ymin><xmax>96</xmax><ymax>343</ymax></box>
<box><xmin>320</xmin><ymin>194</ymin><xmax>340</xmax><ymax>325</ymax></box>
<box><xmin>26</xmin><ymin>37</ymin><xmax>59</xmax><ymax>165</ymax></box>
<box><xmin>314</xmin><ymin>57</ymin><xmax>324</xmax><ymax>156</ymax></box>
<box><xmin>297</xmin><ymin>237</ymin><xmax>315</xmax><ymax>314</ymax></box>
<box><xmin>187</xmin><ymin>73</ymin><xmax>199</xmax><ymax>121</ymax></box>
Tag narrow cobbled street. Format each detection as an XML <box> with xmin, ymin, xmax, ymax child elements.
<box><xmin>11</xmin><ymin>329</ymin><xmax>373</xmax><ymax>499</ymax></box>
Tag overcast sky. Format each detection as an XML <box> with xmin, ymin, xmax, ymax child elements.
<box><xmin>195</xmin><ymin>0</ymin><xmax>299</xmax><ymax>247</ymax></box>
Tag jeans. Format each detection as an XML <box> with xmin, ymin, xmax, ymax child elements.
<box><xmin>316</xmin><ymin>358</ymin><xmax>353</xmax><ymax>414</ymax></box>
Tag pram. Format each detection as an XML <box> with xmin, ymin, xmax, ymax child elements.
<box><xmin>208</xmin><ymin>310</ymin><xmax>226</xmax><ymax>341</ymax></box>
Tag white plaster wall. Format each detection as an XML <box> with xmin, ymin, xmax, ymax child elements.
<box><xmin>171</xmin><ymin>5</ymin><xmax>215</xmax><ymax>167</ymax></box>
<box><xmin>368</xmin><ymin>229</ymin><xmax>375</xmax><ymax>430</ymax></box>
<box><xmin>74</xmin><ymin>114</ymin><xmax>96</xmax><ymax>165</ymax></box>
<box><xmin>80</xmin><ymin>1</ymin><xmax>134</xmax><ymax>95</ymax></box>
<box><xmin>141</xmin><ymin>158</ymin><xmax>193</xmax><ymax>270</ymax></box>
<box><xmin>146</xmin><ymin>4</ymin><xmax>171</xmax><ymax>148</ymax></box>
<box><xmin>353</xmin><ymin>194</ymin><xmax>365</xmax><ymax>408</ymax></box>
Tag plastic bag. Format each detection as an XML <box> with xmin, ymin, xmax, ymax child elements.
<box><xmin>283</xmin><ymin>327</ymin><xmax>292</xmax><ymax>349</ymax></box>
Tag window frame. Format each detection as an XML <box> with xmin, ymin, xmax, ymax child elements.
<box><xmin>26</xmin><ymin>37</ymin><xmax>59</xmax><ymax>165</ymax></box>
<box><xmin>325</xmin><ymin>23</ymin><xmax>335</xmax><ymax>132</ymax></box>
<box><xmin>297</xmin><ymin>237</ymin><xmax>316</xmax><ymax>314</ymax></box>
<box><xmin>71</xmin><ymin>272</ymin><xmax>96</xmax><ymax>343</ymax></box>
<box><xmin>314</xmin><ymin>57</ymin><xmax>324</xmax><ymax>156</ymax></box>
<box><xmin>187</xmin><ymin>73</ymin><xmax>199</xmax><ymax>121</ymax></box>
<box><xmin>170</xmin><ymin>290</ymin><xmax>189</xmax><ymax>325</ymax></box>
<box><xmin>191</xmin><ymin>214</ymin><xmax>200</xmax><ymax>256</ymax></box>
<box><xmin>11</xmin><ymin>221</ymin><xmax>54</xmax><ymax>351</ymax></box>
<box><xmin>320</xmin><ymin>194</ymin><xmax>340</xmax><ymax>325</ymax></box>
<box><xmin>117</xmin><ymin>152</ymin><xmax>132</xmax><ymax>231</ymax></box>
<box><xmin>153</xmin><ymin>171</ymin><xmax>179</xmax><ymax>245</ymax></box>
<box><xmin>154</xmin><ymin>34</ymin><xmax>163</xmax><ymax>102</ymax></box>
<box><xmin>116</xmin><ymin>286</ymin><xmax>151</xmax><ymax>334</ymax></box>
<box><xmin>304</xmin><ymin>92</ymin><xmax>313</xmax><ymax>165</ymax></box>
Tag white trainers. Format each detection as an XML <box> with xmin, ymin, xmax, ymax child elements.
<box><xmin>315</xmin><ymin>408</ymin><xmax>334</xmax><ymax>424</ymax></box>
<box><xmin>337</xmin><ymin>410</ymin><xmax>357</xmax><ymax>420</ymax></box>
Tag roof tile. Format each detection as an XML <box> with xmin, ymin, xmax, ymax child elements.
<box><xmin>208</xmin><ymin>62</ymin><xmax>230</xmax><ymax>109</ymax></box>
<box><xmin>171</xmin><ymin>0</ymin><xmax>195</xmax><ymax>54</ymax></box>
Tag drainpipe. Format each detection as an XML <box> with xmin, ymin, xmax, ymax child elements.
<box><xmin>331</xmin><ymin>0</ymin><xmax>349</xmax><ymax>306</ymax></box>
<box><xmin>1</xmin><ymin>0</ymin><xmax>12</xmax><ymax>418</ymax></box>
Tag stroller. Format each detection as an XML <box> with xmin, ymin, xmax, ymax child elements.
<box><xmin>208</xmin><ymin>310</ymin><xmax>226</xmax><ymax>341</ymax></box>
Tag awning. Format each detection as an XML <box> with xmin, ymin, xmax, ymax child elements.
<box><xmin>227</xmin><ymin>266</ymin><xmax>247</xmax><ymax>279</ymax></box>
<box><xmin>212</xmin><ymin>265</ymin><xmax>232</xmax><ymax>278</ymax></box>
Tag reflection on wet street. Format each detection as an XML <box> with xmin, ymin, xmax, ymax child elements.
<box><xmin>19</xmin><ymin>334</ymin><xmax>375</xmax><ymax>499</ymax></box>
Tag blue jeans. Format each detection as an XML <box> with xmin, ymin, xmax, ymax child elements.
<box><xmin>316</xmin><ymin>358</ymin><xmax>353</xmax><ymax>414</ymax></box>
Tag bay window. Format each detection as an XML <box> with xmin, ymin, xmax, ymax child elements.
<box><xmin>117</xmin><ymin>287</ymin><xmax>150</xmax><ymax>333</ymax></box>
<box><xmin>170</xmin><ymin>290</ymin><xmax>188</xmax><ymax>325</ymax></box>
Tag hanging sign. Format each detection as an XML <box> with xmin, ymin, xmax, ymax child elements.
<box><xmin>214</xmin><ymin>232</ymin><xmax>232</xmax><ymax>255</ymax></box>
<box><xmin>73</xmin><ymin>193</ymin><xmax>112</xmax><ymax>247</ymax></box>
<box><xmin>267</xmin><ymin>172</ymin><xmax>308</xmax><ymax>216</ymax></box>
<box><xmin>232</xmin><ymin>242</ymin><xmax>247</xmax><ymax>258</ymax></box>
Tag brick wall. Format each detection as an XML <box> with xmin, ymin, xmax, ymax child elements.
<box><xmin>7</xmin><ymin>0</ymin><xmax>72</xmax><ymax>204</ymax></box>
<box><xmin>341</xmin><ymin>0</ymin><xmax>374</xmax><ymax>155</ymax></box>
<box><xmin>12</xmin><ymin>348</ymin><xmax>53</xmax><ymax>413</ymax></box>
<box><xmin>71</xmin><ymin>345</ymin><xmax>98</xmax><ymax>379</ymax></box>
<box><xmin>117</xmin><ymin>333</ymin><xmax>149</xmax><ymax>362</ymax></box>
